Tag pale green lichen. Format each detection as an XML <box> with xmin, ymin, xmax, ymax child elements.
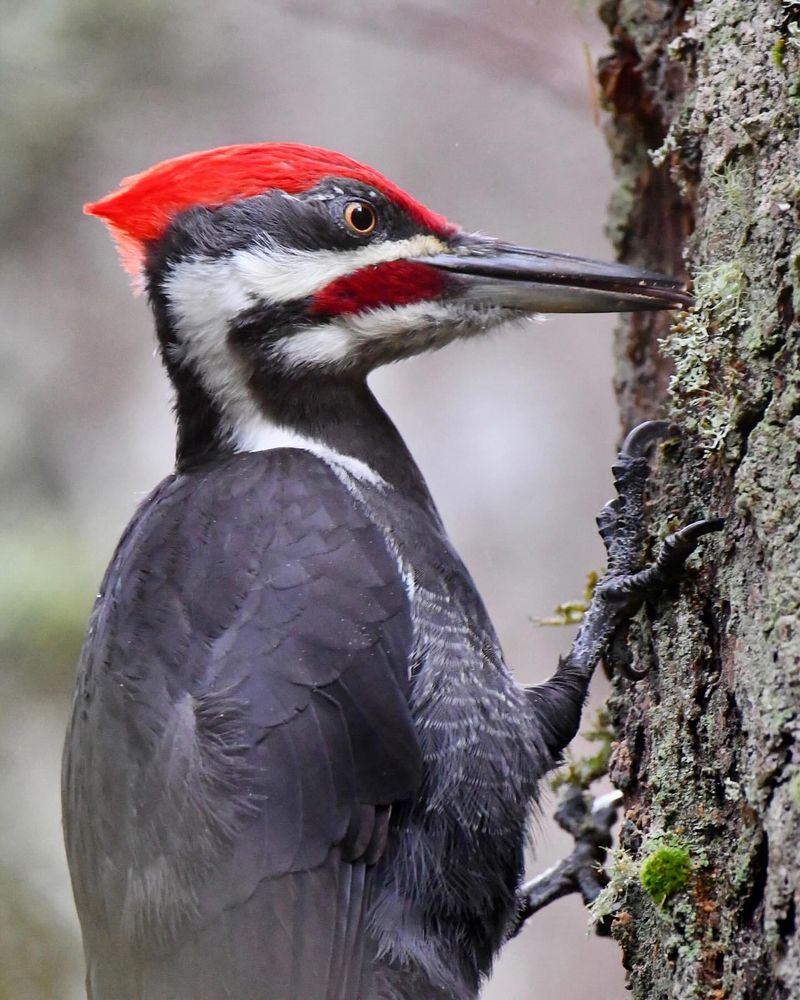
<box><xmin>661</xmin><ymin>261</ymin><xmax>747</xmax><ymax>450</ymax></box>
<box><xmin>588</xmin><ymin>846</ymin><xmax>640</xmax><ymax>928</ymax></box>
<box><xmin>789</xmin><ymin>233</ymin><xmax>800</xmax><ymax>317</ymax></box>
<box><xmin>661</xmin><ymin>163</ymin><xmax>755</xmax><ymax>451</ymax></box>
<box><xmin>712</xmin><ymin>162</ymin><xmax>755</xmax><ymax>230</ymax></box>
<box><xmin>650</xmin><ymin>124</ymin><xmax>679</xmax><ymax>168</ymax></box>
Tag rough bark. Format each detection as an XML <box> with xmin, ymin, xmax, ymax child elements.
<box><xmin>596</xmin><ymin>1</ymin><xmax>800</xmax><ymax>997</ymax></box>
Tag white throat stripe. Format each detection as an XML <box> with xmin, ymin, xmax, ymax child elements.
<box><xmin>233</xmin><ymin>418</ymin><xmax>386</xmax><ymax>488</ymax></box>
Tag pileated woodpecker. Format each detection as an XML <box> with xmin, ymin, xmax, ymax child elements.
<box><xmin>63</xmin><ymin>143</ymin><xmax>719</xmax><ymax>1000</ymax></box>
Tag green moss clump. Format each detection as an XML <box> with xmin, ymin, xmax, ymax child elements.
<box><xmin>640</xmin><ymin>846</ymin><xmax>693</xmax><ymax>905</ymax></box>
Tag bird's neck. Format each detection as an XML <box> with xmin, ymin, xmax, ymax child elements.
<box><xmin>150</xmin><ymin>288</ymin><xmax>436</xmax><ymax>507</ymax></box>
<box><xmin>172</xmin><ymin>364</ymin><xmax>435</xmax><ymax>508</ymax></box>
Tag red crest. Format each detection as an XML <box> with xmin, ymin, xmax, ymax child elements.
<box><xmin>85</xmin><ymin>143</ymin><xmax>455</xmax><ymax>287</ymax></box>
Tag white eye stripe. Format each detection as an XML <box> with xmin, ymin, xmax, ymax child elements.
<box><xmin>164</xmin><ymin>233</ymin><xmax>448</xmax><ymax>320</ymax></box>
<box><xmin>234</xmin><ymin>233</ymin><xmax>447</xmax><ymax>302</ymax></box>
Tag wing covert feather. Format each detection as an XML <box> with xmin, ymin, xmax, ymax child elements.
<box><xmin>62</xmin><ymin>449</ymin><xmax>421</xmax><ymax>998</ymax></box>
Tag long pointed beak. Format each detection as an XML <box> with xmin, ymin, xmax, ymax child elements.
<box><xmin>414</xmin><ymin>240</ymin><xmax>692</xmax><ymax>313</ymax></box>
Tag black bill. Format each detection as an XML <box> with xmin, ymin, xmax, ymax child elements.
<box><xmin>414</xmin><ymin>240</ymin><xmax>692</xmax><ymax>313</ymax></box>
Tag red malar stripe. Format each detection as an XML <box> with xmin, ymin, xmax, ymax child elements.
<box><xmin>311</xmin><ymin>260</ymin><xmax>446</xmax><ymax>317</ymax></box>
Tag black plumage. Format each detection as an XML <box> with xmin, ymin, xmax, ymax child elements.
<box><xmin>66</xmin><ymin>145</ymin><xmax>698</xmax><ymax>999</ymax></box>
<box><xmin>63</xmin><ymin>451</ymin><xmax>423</xmax><ymax>999</ymax></box>
<box><xmin>63</xmin><ymin>415</ymin><xmax>550</xmax><ymax>999</ymax></box>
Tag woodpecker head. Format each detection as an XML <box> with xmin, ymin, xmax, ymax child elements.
<box><xmin>87</xmin><ymin>142</ymin><xmax>689</xmax><ymax>465</ymax></box>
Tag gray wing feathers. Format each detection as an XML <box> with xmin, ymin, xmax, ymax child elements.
<box><xmin>85</xmin><ymin>852</ymin><xmax>371</xmax><ymax>1000</ymax></box>
<box><xmin>63</xmin><ymin>450</ymin><xmax>421</xmax><ymax>999</ymax></box>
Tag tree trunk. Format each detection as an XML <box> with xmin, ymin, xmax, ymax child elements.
<box><xmin>596</xmin><ymin>1</ymin><xmax>800</xmax><ymax>997</ymax></box>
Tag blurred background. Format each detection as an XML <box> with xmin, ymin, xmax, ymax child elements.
<box><xmin>0</xmin><ymin>1</ymin><xmax>627</xmax><ymax>997</ymax></box>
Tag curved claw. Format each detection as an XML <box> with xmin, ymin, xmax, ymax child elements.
<box><xmin>655</xmin><ymin>516</ymin><xmax>725</xmax><ymax>576</ymax></box>
<box><xmin>620</xmin><ymin>420</ymin><xmax>673</xmax><ymax>460</ymax></box>
<box><xmin>674</xmin><ymin>517</ymin><xmax>726</xmax><ymax>543</ymax></box>
<box><xmin>600</xmin><ymin>515</ymin><xmax>725</xmax><ymax>613</ymax></box>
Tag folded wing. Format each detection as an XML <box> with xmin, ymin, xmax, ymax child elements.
<box><xmin>62</xmin><ymin>449</ymin><xmax>422</xmax><ymax>1000</ymax></box>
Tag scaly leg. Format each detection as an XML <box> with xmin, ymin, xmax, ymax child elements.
<box><xmin>526</xmin><ymin>420</ymin><xmax>723</xmax><ymax>761</ymax></box>
<box><xmin>517</xmin><ymin>423</ymin><xmax>723</xmax><ymax>932</ymax></box>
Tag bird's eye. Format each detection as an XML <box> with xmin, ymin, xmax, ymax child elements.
<box><xmin>343</xmin><ymin>201</ymin><xmax>378</xmax><ymax>236</ymax></box>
